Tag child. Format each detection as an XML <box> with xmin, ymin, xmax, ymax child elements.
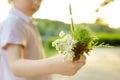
<box><xmin>0</xmin><ymin>0</ymin><xmax>86</xmax><ymax>80</ymax></box>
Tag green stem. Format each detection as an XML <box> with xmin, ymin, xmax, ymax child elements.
<box><xmin>69</xmin><ymin>4</ymin><xmax>75</xmax><ymax>37</ymax></box>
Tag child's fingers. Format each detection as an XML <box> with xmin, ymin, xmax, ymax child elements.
<box><xmin>74</xmin><ymin>55</ymin><xmax>86</xmax><ymax>70</ymax></box>
<box><xmin>76</xmin><ymin>55</ymin><xmax>86</xmax><ymax>63</ymax></box>
<box><xmin>80</xmin><ymin>55</ymin><xmax>86</xmax><ymax>60</ymax></box>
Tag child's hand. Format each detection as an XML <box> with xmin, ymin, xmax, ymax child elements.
<box><xmin>52</xmin><ymin>54</ymin><xmax>86</xmax><ymax>76</ymax></box>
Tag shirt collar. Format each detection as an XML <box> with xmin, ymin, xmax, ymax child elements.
<box><xmin>9</xmin><ymin>8</ymin><xmax>32</xmax><ymax>24</ymax></box>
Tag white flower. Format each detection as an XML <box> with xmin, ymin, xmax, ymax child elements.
<box><xmin>52</xmin><ymin>30</ymin><xmax>79</xmax><ymax>61</ymax></box>
<box><xmin>64</xmin><ymin>34</ymin><xmax>72</xmax><ymax>40</ymax></box>
<box><xmin>59</xmin><ymin>31</ymin><xmax>65</xmax><ymax>38</ymax></box>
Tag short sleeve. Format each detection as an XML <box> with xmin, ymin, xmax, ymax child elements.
<box><xmin>0</xmin><ymin>18</ymin><xmax>28</xmax><ymax>49</ymax></box>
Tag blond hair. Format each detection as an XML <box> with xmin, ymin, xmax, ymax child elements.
<box><xmin>8</xmin><ymin>0</ymin><xmax>14</xmax><ymax>5</ymax></box>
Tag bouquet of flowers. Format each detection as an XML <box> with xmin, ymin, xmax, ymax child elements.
<box><xmin>52</xmin><ymin>4</ymin><xmax>108</xmax><ymax>62</ymax></box>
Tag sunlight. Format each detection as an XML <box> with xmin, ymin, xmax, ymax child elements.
<box><xmin>34</xmin><ymin>0</ymin><xmax>103</xmax><ymax>23</ymax></box>
<box><xmin>0</xmin><ymin>0</ymin><xmax>120</xmax><ymax>28</ymax></box>
<box><xmin>97</xmin><ymin>0</ymin><xmax>120</xmax><ymax>28</ymax></box>
<box><xmin>0</xmin><ymin>0</ymin><xmax>11</xmax><ymax>22</ymax></box>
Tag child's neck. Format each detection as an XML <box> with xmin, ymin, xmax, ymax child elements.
<box><xmin>14</xmin><ymin>6</ymin><xmax>33</xmax><ymax>17</ymax></box>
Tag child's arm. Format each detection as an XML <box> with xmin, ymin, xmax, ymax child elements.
<box><xmin>6</xmin><ymin>44</ymin><xmax>86</xmax><ymax>78</ymax></box>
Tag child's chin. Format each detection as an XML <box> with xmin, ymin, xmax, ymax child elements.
<box><xmin>32</xmin><ymin>11</ymin><xmax>36</xmax><ymax>14</ymax></box>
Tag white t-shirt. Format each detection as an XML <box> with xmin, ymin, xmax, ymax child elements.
<box><xmin>0</xmin><ymin>8</ymin><xmax>52</xmax><ymax>80</ymax></box>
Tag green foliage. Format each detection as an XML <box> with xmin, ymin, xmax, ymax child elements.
<box><xmin>44</xmin><ymin>36</ymin><xmax>59</xmax><ymax>49</ymax></box>
<box><xmin>35</xmin><ymin>18</ymin><xmax>70</xmax><ymax>43</ymax></box>
<box><xmin>44</xmin><ymin>47</ymin><xmax>57</xmax><ymax>57</ymax></box>
<box><xmin>96</xmin><ymin>33</ymin><xmax>120</xmax><ymax>46</ymax></box>
<box><xmin>73</xmin><ymin>26</ymin><xmax>96</xmax><ymax>45</ymax></box>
